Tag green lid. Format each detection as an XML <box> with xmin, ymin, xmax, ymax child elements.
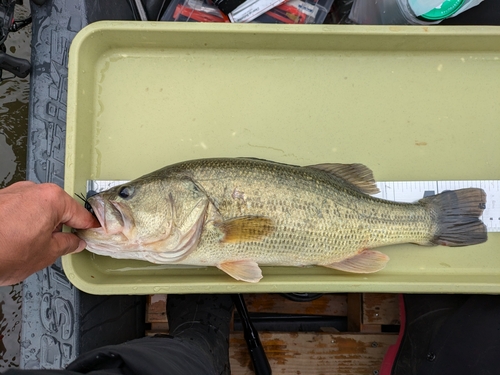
<box><xmin>416</xmin><ymin>0</ymin><xmax>464</xmax><ymax>21</ymax></box>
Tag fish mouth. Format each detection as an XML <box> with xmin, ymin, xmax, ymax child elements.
<box><xmin>89</xmin><ymin>196</ymin><xmax>125</xmax><ymax>235</ymax></box>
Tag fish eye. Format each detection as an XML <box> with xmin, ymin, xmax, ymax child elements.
<box><xmin>118</xmin><ymin>186</ymin><xmax>134</xmax><ymax>199</ymax></box>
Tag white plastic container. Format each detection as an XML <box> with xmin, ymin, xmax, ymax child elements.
<box><xmin>349</xmin><ymin>0</ymin><xmax>484</xmax><ymax>25</ymax></box>
<box><xmin>64</xmin><ymin>22</ymin><xmax>500</xmax><ymax>295</ymax></box>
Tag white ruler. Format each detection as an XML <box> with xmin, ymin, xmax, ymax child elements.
<box><xmin>87</xmin><ymin>180</ymin><xmax>500</xmax><ymax>232</ymax></box>
<box><xmin>374</xmin><ymin>180</ymin><xmax>499</xmax><ymax>232</ymax></box>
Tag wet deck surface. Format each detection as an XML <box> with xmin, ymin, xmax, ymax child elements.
<box><xmin>0</xmin><ymin>3</ymin><xmax>31</xmax><ymax>371</ymax></box>
<box><xmin>0</xmin><ymin>285</ymin><xmax>22</xmax><ymax>369</ymax></box>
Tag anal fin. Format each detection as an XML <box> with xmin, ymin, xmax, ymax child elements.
<box><xmin>323</xmin><ymin>250</ymin><xmax>389</xmax><ymax>273</ymax></box>
<box><xmin>217</xmin><ymin>259</ymin><xmax>263</xmax><ymax>283</ymax></box>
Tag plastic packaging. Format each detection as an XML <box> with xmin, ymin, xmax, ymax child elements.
<box><xmin>161</xmin><ymin>0</ymin><xmax>229</xmax><ymax>22</ymax></box>
<box><xmin>229</xmin><ymin>0</ymin><xmax>288</xmax><ymax>22</ymax></box>
<box><xmin>252</xmin><ymin>0</ymin><xmax>334</xmax><ymax>24</ymax></box>
<box><xmin>348</xmin><ymin>0</ymin><xmax>484</xmax><ymax>25</ymax></box>
<box><xmin>161</xmin><ymin>0</ymin><xmax>333</xmax><ymax>23</ymax></box>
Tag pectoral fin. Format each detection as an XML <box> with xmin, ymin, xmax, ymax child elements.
<box><xmin>323</xmin><ymin>250</ymin><xmax>389</xmax><ymax>273</ymax></box>
<box><xmin>218</xmin><ymin>216</ymin><xmax>274</xmax><ymax>244</ymax></box>
<box><xmin>217</xmin><ymin>260</ymin><xmax>263</xmax><ymax>283</ymax></box>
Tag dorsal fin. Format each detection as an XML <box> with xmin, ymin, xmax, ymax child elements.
<box><xmin>307</xmin><ymin>163</ymin><xmax>380</xmax><ymax>195</ymax></box>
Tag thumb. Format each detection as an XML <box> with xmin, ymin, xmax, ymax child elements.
<box><xmin>51</xmin><ymin>232</ymin><xmax>87</xmax><ymax>256</ymax></box>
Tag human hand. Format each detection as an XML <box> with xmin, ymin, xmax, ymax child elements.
<box><xmin>0</xmin><ymin>181</ymin><xmax>100</xmax><ymax>285</ymax></box>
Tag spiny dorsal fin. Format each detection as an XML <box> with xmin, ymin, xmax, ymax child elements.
<box><xmin>217</xmin><ymin>259</ymin><xmax>263</xmax><ymax>283</ymax></box>
<box><xmin>218</xmin><ymin>216</ymin><xmax>274</xmax><ymax>243</ymax></box>
<box><xmin>307</xmin><ymin>163</ymin><xmax>380</xmax><ymax>195</ymax></box>
<box><xmin>323</xmin><ymin>250</ymin><xmax>389</xmax><ymax>273</ymax></box>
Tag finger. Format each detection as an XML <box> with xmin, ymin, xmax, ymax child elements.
<box><xmin>51</xmin><ymin>232</ymin><xmax>87</xmax><ymax>257</ymax></box>
<box><xmin>62</xmin><ymin>197</ymin><xmax>101</xmax><ymax>229</ymax></box>
<box><xmin>4</xmin><ymin>180</ymin><xmax>35</xmax><ymax>191</ymax></box>
<box><xmin>75</xmin><ymin>239</ymin><xmax>87</xmax><ymax>253</ymax></box>
<box><xmin>14</xmin><ymin>181</ymin><xmax>36</xmax><ymax>189</ymax></box>
<box><xmin>41</xmin><ymin>184</ymin><xmax>100</xmax><ymax>229</ymax></box>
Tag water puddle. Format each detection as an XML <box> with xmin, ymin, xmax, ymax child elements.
<box><xmin>0</xmin><ymin>3</ymin><xmax>31</xmax><ymax>371</ymax></box>
<box><xmin>0</xmin><ymin>100</ymin><xmax>28</xmax><ymax>186</ymax></box>
<box><xmin>0</xmin><ymin>285</ymin><xmax>22</xmax><ymax>369</ymax></box>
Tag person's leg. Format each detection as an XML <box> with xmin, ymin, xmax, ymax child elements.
<box><xmin>167</xmin><ymin>294</ymin><xmax>234</xmax><ymax>375</ymax></box>
<box><xmin>5</xmin><ymin>294</ymin><xmax>233</xmax><ymax>375</ymax></box>
<box><xmin>5</xmin><ymin>336</ymin><xmax>218</xmax><ymax>375</ymax></box>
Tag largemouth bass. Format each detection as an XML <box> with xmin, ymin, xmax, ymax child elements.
<box><xmin>76</xmin><ymin>158</ymin><xmax>487</xmax><ymax>282</ymax></box>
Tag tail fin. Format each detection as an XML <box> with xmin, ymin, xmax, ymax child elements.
<box><xmin>420</xmin><ymin>188</ymin><xmax>487</xmax><ymax>247</ymax></box>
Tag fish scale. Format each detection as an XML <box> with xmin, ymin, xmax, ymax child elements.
<box><xmin>78</xmin><ymin>158</ymin><xmax>487</xmax><ymax>282</ymax></box>
<box><xmin>89</xmin><ymin>179</ymin><xmax>500</xmax><ymax>233</ymax></box>
<box><xmin>182</xmin><ymin>161</ymin><xmax>403</xmax><ymax>264</ymax></box>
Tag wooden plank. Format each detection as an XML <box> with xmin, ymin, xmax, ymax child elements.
<box><xmin>230</xmin><ymin>332</ymin><xmax>397</xmax><ymax>375</ymax></box>
<box><xmin>244</xmin><ymin>293</ymin><xmax>348</xmax><ymax>316</ymax></box>
<box><xmin>146</xmin><ymin>295</ymin><xmax>168</xmax><ymax>323</ymax></box>
<box><xmin>143</xmin><ymin>328</ymin><xmax>398</xmax><ymax>374</ymax></box>
<box><xmin>347</xmin><ymin>293</ymin><xmax>362</xmax><ymax>332</ymax></box>
<box><xmin>146</xmin><ymin>293</ymin><xmax>399</xmax><ymax>327</ymax></box>
<box><xmin>147</xmin><ymin>294</ymin><xmax>398</xmax><ymax>374</ymax></box>
<box><xmin>148</xmin><ymin>294</ymin><xmax>347</xmax><ymax>322</ymax></box>
<box><xmin>363</xmin><ymin>294</ymin><xmax>400</xmax><ymax>326</ymax></box>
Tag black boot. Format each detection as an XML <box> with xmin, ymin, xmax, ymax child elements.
<box><xmin>167</xmin><ymin>294</ymin><xmax>234</xmax><ymax>375</ymax></box>
<box><xmin>392</xmin><ymin>294</ymin><xmax>500</xmax><ymax>375</ymax></box>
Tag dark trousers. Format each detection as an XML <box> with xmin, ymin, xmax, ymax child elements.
<box><xmin>6</xmin><ymin>294</ymin><xmax>233</xmax><ymax>375</ymax></box>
